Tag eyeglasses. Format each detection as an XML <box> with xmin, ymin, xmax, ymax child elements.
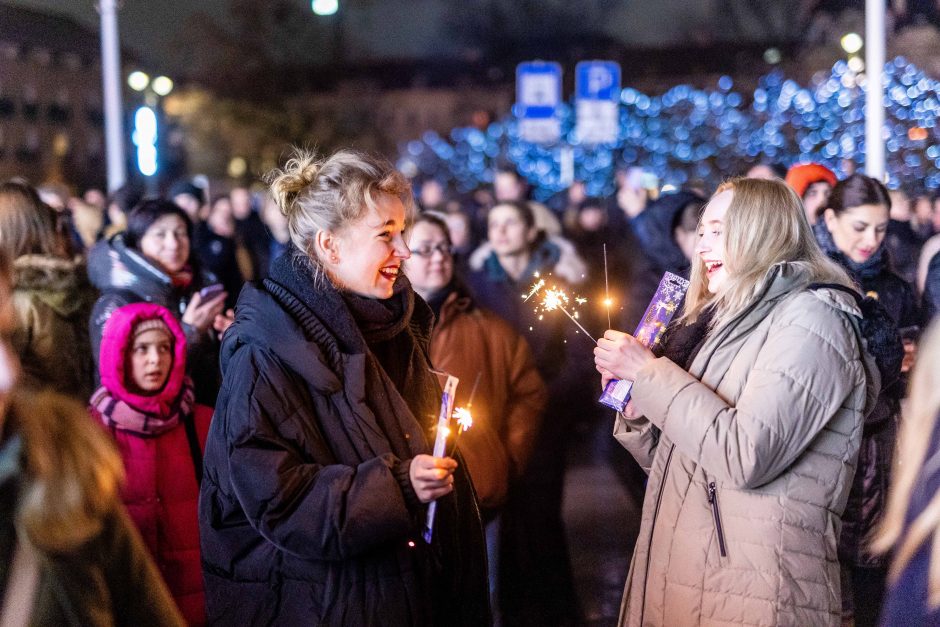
<box><xmin>411</xmin><ymin>243</ymin><xmax>454</xmax><ymax>258</ymax></box>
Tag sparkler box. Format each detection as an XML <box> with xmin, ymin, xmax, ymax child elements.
<box><xmin>598</xmin><ymin>272</ymin><xmax>689</xmax><ymax>412</ymax></box>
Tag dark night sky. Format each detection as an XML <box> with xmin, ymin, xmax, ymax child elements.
<box><xmin>4</xmin><ymin>1</ymin><xmax>800</xmax><ymax>76</ymax></box>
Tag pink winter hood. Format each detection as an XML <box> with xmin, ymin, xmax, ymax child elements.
<box><xmin>98</xmin><ymin>303</ymin><xmax>187</xmax><ymax>415</ymax></box>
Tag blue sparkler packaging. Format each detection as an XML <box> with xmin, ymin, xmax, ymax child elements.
<box><xmin>598</xmin><ymin>271</ymin><xmax>689</xmax><ymax>412</ymax></box>
<box><xmin>423</xmin><ymin>374</ymin><xmax>459</xmax><ymax>544</ymax></box>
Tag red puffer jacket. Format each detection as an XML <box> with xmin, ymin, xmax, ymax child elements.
<box><xmin>89</xmin><ymin>302</ymin><xmax>211</xmax><ymax>626</ymax></box>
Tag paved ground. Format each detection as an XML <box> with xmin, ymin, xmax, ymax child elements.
<box><xmin>563</xmin><ymin>418</ymin><xmax>643</xmax><ymax>627</ymax></box>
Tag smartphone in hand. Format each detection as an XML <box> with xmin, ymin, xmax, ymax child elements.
<box><xmin>198</xmin><ymin>283</ymin><xmax>225</xmax><ymax>301</ymax></box>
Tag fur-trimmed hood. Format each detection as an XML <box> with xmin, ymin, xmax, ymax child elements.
<box><xmin>13</xmin><ymin>254</ymin><xmax>94</xmax><ymax>318</ymax></box>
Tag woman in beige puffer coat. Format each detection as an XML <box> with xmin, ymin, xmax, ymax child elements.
<box><xmin>596</xmin><ymin>178</ymin><xmax>880</xmax><ymax>627</ymax></box>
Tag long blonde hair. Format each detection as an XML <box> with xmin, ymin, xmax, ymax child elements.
<box><xmin>872</xmin><ymin>321</ymin><xmax>940</xmax><ymax>607</ymax></box>
<box><xmin>682</xmin><ymin>177</ymin><xmax>853</xmax><ymax>327</ymax></box>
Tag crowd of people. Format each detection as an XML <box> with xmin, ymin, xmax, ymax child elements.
<box><xmin>0</xmin><ymin>149</ymin><xmax>939</xmax><ymax>627</ymax></box>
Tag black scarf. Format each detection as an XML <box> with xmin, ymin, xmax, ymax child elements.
<box><xmin>266</xmin><ymin>252</ymin><xmax>489</xmax><ymax>625</ymax></box>
<box><xmin>814</xmin><ymin>220</ymin><xmax>888</xmax><ymax>282</ymax></box>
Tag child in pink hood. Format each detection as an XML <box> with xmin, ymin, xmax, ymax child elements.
<box><xmin>89</xmin><ymin>302</ymin><xmax>211</xmax><ymax>626</ymax></box>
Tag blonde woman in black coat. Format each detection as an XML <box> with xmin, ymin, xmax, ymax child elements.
<box><xmin>199</xmin><ymin>149</ymin><xmax>489</xmax><ymax>626</ymax></box>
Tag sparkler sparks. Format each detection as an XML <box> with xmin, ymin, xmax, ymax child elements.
<box><xmin>453</xmin><ymin>407</ymin><xmax>474</xmax><ymax>433</ymax></box>
<box><xmin>535</xmin><ymin>285</ymin><xmax>597</xmax><ymax>343</ymax></box>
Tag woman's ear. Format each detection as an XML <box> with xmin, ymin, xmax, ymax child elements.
<box><xmin>822</xmin><ymin>207</ymin><xmax>837</xmax><ymax>230</ymax></box>
<box><xmin>314</xmin><ymin>230</ymin><xmax>340</xmax><ymax>265</ymax></box>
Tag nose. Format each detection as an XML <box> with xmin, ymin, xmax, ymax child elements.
<box><xmin>862</xmin><ymin>229</ymin><xmax>879</xmax><ymax>249</ymax></box>
<box><xmin>393</xmin><ymin>233</ymin><xmax>411</xmax><ymax>260</ymax></box>
<box><xmin>695</xmin><ymin>235</ymin><xmax>710</xmax><ymax>255</ymax></box>
<box><xmin>165</xmin><ymin>234</ymin><xmax>180</xmax><ymax>250</ymax></box>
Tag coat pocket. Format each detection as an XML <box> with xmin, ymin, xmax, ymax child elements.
<box><xmin>706</xmin><ymin>481</ymin><xmax>727</xmax><ymax>557</ymax></box>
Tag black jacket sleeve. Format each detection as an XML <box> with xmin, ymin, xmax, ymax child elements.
<box><xmin>217</xmin><ymin>345</ymin><xmax>418</xmax><ymax>561</ymax></box>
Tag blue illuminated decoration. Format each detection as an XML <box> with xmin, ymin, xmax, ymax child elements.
<box><xmin>398</xmin><ymin>58</ymin><xmax>940</xmax><ymax>199</ymax></box>
<box><xmin>133</xmin><ymin>106</ymin><xmax>158</xmax><ymax>177</ymax></box>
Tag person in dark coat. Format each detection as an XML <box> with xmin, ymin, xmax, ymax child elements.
<box><xmin>199</xmin><ymin>149</ymin><xmax>489</xmax><ymax>626</ymax></box>
<box><xmin>814</xmin><ymin>173</ymin><xmax>916</xmax><ymax>627</ymax></box>
<box><xmin>466</xmin><ymin>200</ymin><xmax>586</xmax><ymax>626</ymax></box>
<box><xmin>924</xmin><ymin>251</ymin><xmax>940</xmax><ymax>323</ymax></box>
<box><xmin>230</xmin><ymin>186</ymin><xmax>272</xmax><ymax>282</ymax></box>
<box><xmin>88</xmin><ymin>200</ymin><xmax>230</xmax><ymax>405</ymax></box>
<box><xmin>193</xmin><ymin>195</ymin><xmax>243</xmax><ymax>310</ymax></box>
<box><xmin>872</xmin><ymin>321</ymin><xmax>940</xmax><ymax>627</ymax></box>
<box><xmin>625</xmin><ymin>191</ymin><xmax>705</xmax><ymax>329</ymax></box>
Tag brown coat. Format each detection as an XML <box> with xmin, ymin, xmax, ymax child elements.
<box><xmin>429</xmin><ymin>289</ymin><xmax>547</xmax><ymax>512</ymax></box>
<box><xmin>615</xmin><ymin>262</ymin><xmax>880</xmax><ymax>627</ymax></box>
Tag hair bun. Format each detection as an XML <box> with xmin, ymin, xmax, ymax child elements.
<box><xmin>265</xmin><ymin>149</ymin><xmax>321</xmax><ymax>216</ymax></box>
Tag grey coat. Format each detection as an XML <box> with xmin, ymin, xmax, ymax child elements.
<box><xmin>615</xmin><ymin>262</ymin><xmax>880</xmax><ymax>627</ymax></box>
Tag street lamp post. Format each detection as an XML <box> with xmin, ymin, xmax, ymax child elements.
<box><xmin>98</xmin><ymin>0</ymin><xmax>126</xmax><ymax>192</ymax></box>
<box><xmin>866</xmin><ymin>0</ymin><xmax>886</xmax><ymax>180</ymax></box>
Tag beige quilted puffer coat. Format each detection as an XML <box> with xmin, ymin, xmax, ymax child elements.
<box><xmin>615</xmin><ymin>262</ymin><xmax>880</xmax><ymax>627</ymax></box>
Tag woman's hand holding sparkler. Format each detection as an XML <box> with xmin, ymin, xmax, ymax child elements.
<box><xmin>594</xmin><ymin>330</ymin><xmax>656</xmax><ymax>382</ymax></box>
<box><xmin>410</xmin><ymin>454</ymin><xmax>457</xmax><ymax>503</ymax></box>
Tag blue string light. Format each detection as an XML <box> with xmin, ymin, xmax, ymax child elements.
<box><xmin>397</xmin><ymin>58</ymin><xmax>940</xmax><ymax>200</ymax></box>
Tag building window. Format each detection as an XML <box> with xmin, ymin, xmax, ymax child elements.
<box><xmin>22</xmin><ymin>85</ymin><xmax>39</xmax><ymax>121</ymax></box>
<box><xmin>16</xmin><ymin>127</ymin><xmax>40</xmax><ymax>163</ymax></box>
<box><xmin>48</xmin><ymin>89</ymin><xmax>71</xmax><ymax>124</ymax></box>
<box><xmin>0</xmin><ymin>42</ymin><xmax>18</xmax><ymax>61</ymax></box>
<box><xmin>28</xmin><ymin>47</ymin><xmax>52</xmax><ymax>67</ymax></box>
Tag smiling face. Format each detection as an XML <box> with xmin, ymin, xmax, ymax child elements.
<box><xmin>327</xmin><ymin>194</ymin><xmax>411</xmax><ymax>299</ymax></box>
<box><xmin>127</xmin><ymin>328</ymin><xmax>173</xmax><ymax>395</ymax></box>
<box><xmin>139</xmin><ymin>214</ymin><xmax>190</xmax><ymax>275</ymax></box>
<box><xmin>823</xmin><ymin>202</ymin><xmax>889</xmax><ymax>263</ymax></box>
<box><xmin>404</xmin><ymin>220</ymin><xmax>454</xmax><ymax>301</ymax></box>
<box><xmin>696</xmin><ymin>189</ymin><xmax>732</xmax><ymax>294</ymax></box>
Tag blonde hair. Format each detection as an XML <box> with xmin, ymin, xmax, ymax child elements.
<box><xmin>12</xmin><ymin>389</ymin><xmax>124</xmax><ymax>552</ymax></box>
<box><xmin>264</xmin><ymin>148</ymin><xmax>414</xmax><ymax>266</ymax></box>
<box><xmin>682</xmin><ymin>177</ymin><xmax>853</xmax><ymax>327</ymax></box>
<box><xmin>872</xmin><ymin>321</ymin><xmax>940</xmax><ymax>607</ymax></box>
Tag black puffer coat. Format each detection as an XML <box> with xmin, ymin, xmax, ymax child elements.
<box><xmin>87</xmin><ymin>234</ymin><xmax>221</xmax><ymax>405</ymax></box>
<box><xmin>924</xmin><ymin>250</ymin><xmax>940</xmax><ymax>322</ymax></box>
<box><xmin>815</xmin><ymin>222</ymin><xmax>915</xmax><ymax>568</ymax></box>
<box><xmin>199</xmin><ymin>254</ymin><xmax>489</xmax><ymax>626</ymax></box>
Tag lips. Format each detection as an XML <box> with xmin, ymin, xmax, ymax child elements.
<box><xmin>379</xmin><ymin>265</ymin><xmax>400</xmax><ymax>281</ymax></box>
<box><xmin>704</xmin><ymin>261</ymin><xmax>723</xmax><ymax>277</ymax></box>
<box><xmin>856</xmin><ymin>249</ymin><xmax>875</xmax><ymax>259</ymax></box>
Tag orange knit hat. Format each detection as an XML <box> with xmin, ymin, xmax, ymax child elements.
<box><xmin>785</xmin><ymin>163</ymin><xmax>837</xmax><ymax>198</ymax></box>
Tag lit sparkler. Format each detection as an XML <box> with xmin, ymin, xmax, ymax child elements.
<box><xmin>539</xmin><ymin>287</ymin><xmax>597</xmax><ymax>343</ymax></box>
<box><xmin>603</xmin><ymin>243</ymin><xmax>612</xmax><ymax>329</ymax></box>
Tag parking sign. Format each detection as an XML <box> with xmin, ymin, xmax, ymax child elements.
<box><xmin>575</xmin><ymin>61</ymin><xmax>621</xmax><ymax>144</ymax></box>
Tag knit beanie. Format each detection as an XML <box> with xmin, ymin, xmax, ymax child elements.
<box><xmin>785</xmin><ymin>163</ymin><xmax>837</xmax><ymax>198</ymax></box>
<box><xmin>132</xmin><ymin>317</ymin><xmax>173</xmax><ymax>342</ymax></box>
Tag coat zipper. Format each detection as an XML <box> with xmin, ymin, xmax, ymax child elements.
<box><xmin>639</xmin><ymin>444</ymin><xmax>675</xmax><ymax>625</ymax></box>
<box><xmin>706</xmin><ymin>481</ymin><xmax>727</xmax><ymax>557</ymax></box>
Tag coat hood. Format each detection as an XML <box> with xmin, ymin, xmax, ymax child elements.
<box><xmin>87</xmin><ymin>235</ymin><xmax>179</xmax><ymax>303</ymax></box>
<box><xmin>630</xmin><ymin>191</ymin><xmax>703</xmax><ymax>274</ymax></box>
<box><xmin>12</xmin><ymin>255</ymin><xmax>94</xmax><ymax>317</ymax></box>
<box><xmin>99</xmin><ymin>302</ymin><xmax>188</xmax><ymax>416</ymax></box>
